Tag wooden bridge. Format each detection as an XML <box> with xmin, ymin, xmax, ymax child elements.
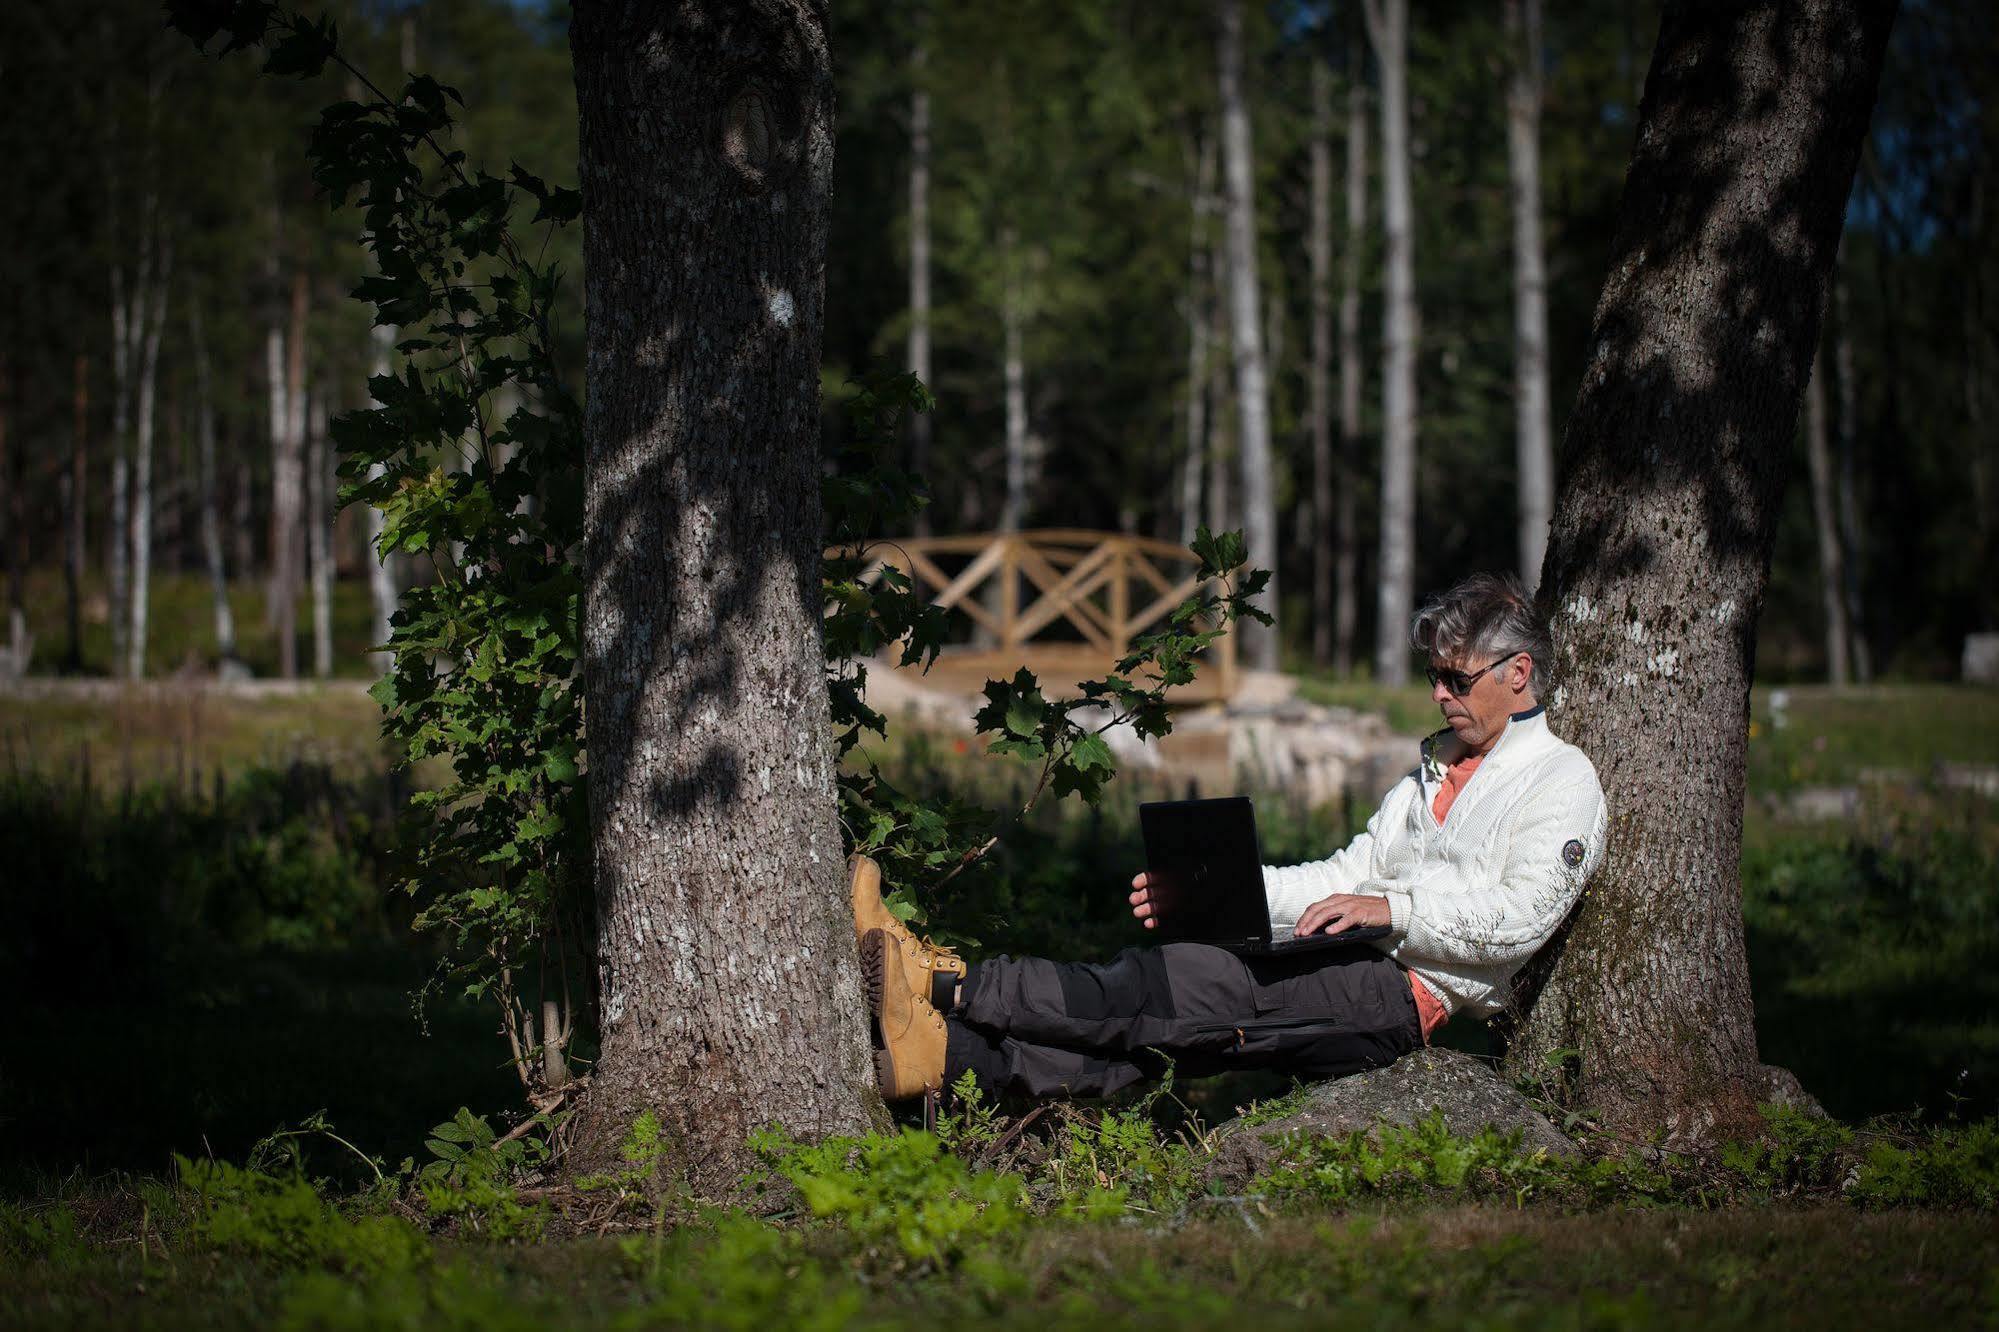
<box><xmin>838</xmin><ymin>530</ymin><xmax>1239</xmax><ymax>703</ymax></box>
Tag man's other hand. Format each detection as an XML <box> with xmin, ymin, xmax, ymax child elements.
<box><xmin>1128</xmin><ymin>871</ymin><xmax>1160</xmax><ymax>929</ymax></box>
<box><xmin>1294</xmin><ymin>893</ymin><xmax>1391</xmax><ymax>938</ymax></box>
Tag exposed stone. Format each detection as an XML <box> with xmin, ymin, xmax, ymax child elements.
<box><xmin>1963</xmin><ymin>633</ymin><xmax>1999</xmax><ymax>685</ymax></box>
<box><xmin>1759</xmin><ymin>1063</ymin><xmax>1827</xmax><ymax>1118</ymax></box>
<box><xmin>1201</xmin><ymin>1047</ymin><xmax>1578</xmax><ymax>1191</ymax></box>
<box><xmin>1765</xmin><ymin>784</ymin><xmax>1860</xmax><ymax>822</ymax></box>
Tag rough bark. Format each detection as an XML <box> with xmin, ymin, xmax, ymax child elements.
<box><xmin>1365</xmin><ymin>0</ymin><xmax>1416</xmax><ymax>685</ymax></box>
<box><xmin>1216</xmin><ymin>0</ymin><xmax>1279</xmax><ymax>671</ymax></box>
<box><xmin>1309</xmin><ymin>60</ymin><xmax>1335</xmax><ymax>667</ymax></box>
<box><xmin>1506</xmin><ymin>0</ymin><xmax>1553</xmax><ymax>591</ymax></box>
<box><xmin>1507</xmin><ymin>0</ymin><xmax>1897</xmax><ymax>1144</ymax></box>
<box><xmin>906</xmin><ymin>27</ymin><xmax>933</xmax><ymax>537</ymax></box>
<box><xmin>1803</xmin><ymin>338</ymin><xmax>1852</xmax><ymax>684</ymax></box>
<box><xmin>1336</xmin><ymin>51</ymin><xmax>1367</xmax><ymax>677</ymax></box>
<box><xmin>570</xmin><ymin>0</ymin><xmax>878</xmax><ymax>1187</ymax></box>
<box><xmin>190</xmin><ymin>302</ymin><xmax>237</xmax><ymax>663</ymax></box>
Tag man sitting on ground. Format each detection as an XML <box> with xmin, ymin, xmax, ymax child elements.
<box><xmin>852</xmin><ymin>571</ymin><xmax>1606</xmax><ymax>1102</ymax></box>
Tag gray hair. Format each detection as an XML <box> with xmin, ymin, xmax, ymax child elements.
<box><xmin>1409</xmin><ymin>572</ymin><xmax>1551</xmax><ymax>696</ymax></box>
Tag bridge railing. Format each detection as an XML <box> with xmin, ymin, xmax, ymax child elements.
<box><xmin>833</xmin><ymin>529</ymin><xmax>1238</xmax><ymax>702</ymax></box>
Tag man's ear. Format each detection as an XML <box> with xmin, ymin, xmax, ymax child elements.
<box><xmin>1510</xmin><ymin>653</ymin><xmax>1534</xmax><ymax>694</ymax></box>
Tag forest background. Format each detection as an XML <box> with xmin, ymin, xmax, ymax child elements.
<box><xmin>2</xmin><ymin>0</ymin><xmax>1992</xmax><ymax>683</ymax></box>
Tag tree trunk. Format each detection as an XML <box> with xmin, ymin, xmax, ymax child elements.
<box><xmin>1000</xmin><ymin>227</ymin><xmax>1029</xmax><ymax>534</ymax></box>
<box><xmin>364</xmin><ymin>320</ymin><xmax>399</xmax><ymax>675</ymax></box>
<box><xmin>190</xmin><ymin>302</ymin><xmax>237</xmax><ymax>662</ymax></box>
<box><xmin>1309</xmin><ymin>60</ymin><xmax>1335</xmax><ymax>667</ymax></box>
<box><xmin>65</xmin><ymin>353</ymin><xmax>87</xmax><ymax>671</ymax></box>
<box><xmin>1179</xmin><ymin>131</ymin><xmax>1216</xmax><ymax>550</ymax></box>
<box><xmin>0</xmin><ymin>359</ymin><xmax>23</xmax><ymax>676</ymax></box>
<box><xmin>1831</xmin><ymin>251</ymin><xmax>1872</xmax><ymax>680</ymax></box>
<box><xmin>1507</xmin><ymin>0</ymin><xmax>1896</xmax><ymax>1143</ymax></box>
<box><xmin>1336</xmin><ymin>48</ymin><xmax>1367</xmax><ymax>678</ymax></box>
<box><xmin>109</xmin><ymin>268</ymin><xmax>132</xmax><ymax>675</ymax></box>
<box><xmin>1506</xmin><ymin>0</ymin><xmax>1553</xmax><ymax>591</ymax></box>
<box><xmin>1803</xmin><ymin>338</ymin><xmax>1852</xmax><ymax>685</ymax></box>
<box><xmin>1365</xmin><ymin>0</ymin><xmax>1416</xmax><ymax>685</ymax></box>
<box><xmin>128</xmin><ymin>238</ymin><xmax>171</xmax><ymax>680</ymax></box>
<box><xmin>570</xmin><ymin>0</ymin><xmax>877</xmax><ymax>1186</ymax></box>
<box><xmin>1206</xmin><ymin>228</ymin><xmax>1236</xmax><ymax>537</ymax></box>
<box><xmin>906</xmin><ymin>28</ymin><xmax>933</xmax><ymax>537</ymax></box>
<box><xmin>1216</xmin><ymin>0</ymin><xmax>1279</xmax><ymax>672</ymax></box>
<box><xmin>270</xmin><ymin>269</ymin><xmax>307</xmax><ymax>679</ymax></box>
<box><xmin>307</xmin><ymin>391</ymin><xmax>333</xmax><ymax>679</ymax></box>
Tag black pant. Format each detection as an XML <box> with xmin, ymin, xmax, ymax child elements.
<box><xmin>944</xmin><ymin>942</ymin><xmax>1424</xmax><ymax>1100</ymax></box>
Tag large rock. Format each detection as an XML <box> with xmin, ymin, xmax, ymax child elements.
<box><xmin>1201</xmin><ymin>1048</ymin><xmax>1577</xmax><ymax>1191</ymax></box>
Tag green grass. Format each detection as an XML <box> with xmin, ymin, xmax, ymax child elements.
<box><xmin>1746</xmin><ymin>684</ymin><xmax>1999</xmax><ymax>792</ymax></box>
<box><xmin>0</xmin><ymin>687</ymin><xmax>395</xmax><ymax>789</ymax></box>
<box><xmin>3</xmin><ymin>1200</ymin><xmax>1994</xmax><ymax>1330</ymax></box>
<box><xmin>19</xmin><ymin>570</ymin><xmax>386</xmax><ymax>680</ymax></box>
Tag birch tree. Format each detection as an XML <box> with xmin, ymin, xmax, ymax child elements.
<box><xmin>1215</xmin><ymin>0</ymin><xmax>1279</xmax><ymax>672</ymax></box>
<box><xmin>1308</xmin><ymin>58</ymin><xmax>1335</xmax><ymax>667</ymax></box>
<box><xmin>906</xmin><ymin>23</ymin><xmax>933</xmax><ymax>536</ymax></box>
<box><xmin>1336</xmin><ymin>40</ymin><xmax>1367</xmax><ymax>677</ymax></box>
<box><xmin>1804</xmin><ymin>337</ymin><xmax>1853</xmax><ymax>684</ymax></box>
<box><xmin>569</xmin><ymin>0</ymin><xmax>877</xmax><ymax>1184</ymax></box>
<box><xmin>1511</xmin><ymin>0</ymin><xmax>1896</xmax><ymax>1141</ymax></box>
<box><xmin>1364</xmin><ymin>0</ymin><xmax>1416</xmax><ymax>685</ymax></box>
<box><xmin>189</xmin><ymin>301</ymin><xmax>237</xmax><ymax>663</ymax></box>
<box><xmin>1506</xmin><ymin>0</ymin><xmax>1553</xmax><ymax>591</ymax></box>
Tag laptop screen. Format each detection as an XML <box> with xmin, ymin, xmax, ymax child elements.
<box><xmin>1138</xmin><ymin>796</ymin><xmax>1270</xmax><ymax>947</ymax></box>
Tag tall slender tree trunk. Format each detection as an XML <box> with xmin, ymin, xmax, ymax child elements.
<box><xmin>0</xmin><ymin>360</ymin><xmax>23</xmax><ymax>676</ymax></box>
<box><xmin>128</xmin><ymin>238</ymin><xmax>171</xmax><ymax>680</ymax></box>
<box><xmin>1206</xmin><ymin>228</ymin><xmax>1236</xmax><ymax>537</ymax></box>
<box><xmin>307</xmin><ymin>391</ymin><xmax>333</xmax><ymax>679</ymax></box>
<box><xmin>271</xmin><ymin>270</ymin><xmax>307</xmax><ymax>679</ymax></box>
<box><xmin>1216</xmin><ymin>0</ymin><xmax>1280</xmax><ymax>672</ymax></box>
<box><xmin>1179</xmin><ymin>132</ymin><xmax>1216</xmax><ymax>549</ymax></box>
<box><xmin>906</xmin><ymin>27</ymin><xmax>933</xmax><ymax>536</ymax></box>
<box><xmin>109</xmin><ymin>268</ymin><xmax>132</xmax><ymax>675</ymax></box>
<box><xmin>1506</xmin><ymin>0</ymin><xmax>1553</xmax><ymax>590</ymax></box>
<box><xmin>1365</xmin><ymin>0</ymin><xmax>1416</xmax><ymax>684</ymax></box>
<box><xmin>999</xmin><ymin>227</ymin><xmax>1029</xmax><ymax>535</ymax></box>
<box><xmin>1831</xmin><ymin>247</ymin><xmax>1872</xmax><ymax>680</ymax></box>
<box><xmin>1336</xmin><ymin>49</ymin><xmax>1367</xmax><ymax>677</ymax></box>
<box><xmin>364</xmin><ymin>320</ymin><xmax>399</xmax><ymax>674</ymax></box>
<box><xmin>190</xmin><ymin>302</ymin><xmax>237</xmax><ymax>662</ymax></box>
<box><xmin>570</xmin><ymin>0</ymin><xmax>877</xmax><ymax>1185</ymax></box>
<box><xmin>1509</xmin><ymin>0</ymin><xmax>1896</xmax><ymax>1142</ymax></box>
<box><xmin>1308</xmin><ymin>60</ymin><xmax>1335</xmax><ymax>667</ymax></box>
<box><xmin>65</xmin><ymin>354</ymin><xmax>87</xmax><ymax>671</ymax></box>
<box><xmin>1804</xmin><ymin>339</ymin><xmax>1852</xmax><ymax>684</ymax></box>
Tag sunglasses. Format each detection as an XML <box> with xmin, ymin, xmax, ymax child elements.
<box><xmin>1425</xmin><ymin>652</ymin><xmax>1523</xmax><ymax>697</ymax></box>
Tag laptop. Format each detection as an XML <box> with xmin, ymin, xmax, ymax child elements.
<box><xmin>1137</xmin><ymin>796</ymin><xmax>1393</xmax><ymax>956</ymax></box>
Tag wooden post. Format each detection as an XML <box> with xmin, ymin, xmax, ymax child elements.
<box><xmin>999</xmin><ymin>534</ymin><xmax>1019</xmax><ymax>651</ymax></box>
<box><xmin>1109</xmin><ymin>538</ymin><xmax>1130</xmax><ymax>655</ymax></box>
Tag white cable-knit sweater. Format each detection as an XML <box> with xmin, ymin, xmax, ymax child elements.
<box><xmin>1261</xmin><ymin>707</ymin><xmax>1606</xmax><ymax>1019</ymax></box>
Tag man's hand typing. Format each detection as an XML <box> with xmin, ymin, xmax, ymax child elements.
<box><xmin>1293</xmin><ymin>892</ymin><xmax>1391</xmax><ymax>938</ymax></box>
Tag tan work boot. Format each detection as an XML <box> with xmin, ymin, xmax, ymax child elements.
<box><xmin>848</xmin><ymin>854</ymin><xmax>967</xmax><ymax>1012</ymax></box>
<box><xmin>861</xmin><ymin>929</ymin><xmax>948</xmax><ymax>1099</ymax></box>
